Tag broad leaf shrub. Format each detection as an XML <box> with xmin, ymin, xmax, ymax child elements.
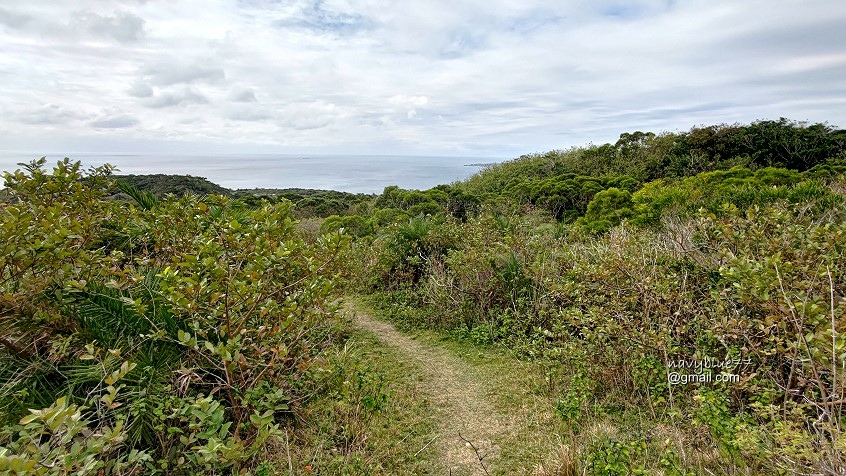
<box><xmin>697</xmin><ymin>205</ymin><xmax>846</xmax><ymax>472</ymax></box>
<box><xmin>629</xmin><ymin>165</ymin><xmax>843</xmax><ymax>226</ymax></box>
<box><xmin>342</xmin><ymin>122</ymin><xmax>846</xmax><ymax>473</ymax></box>
<box><xmin>358</xmin><ymin>168</ymin><xmax>846</xmax><ymax>472</ymax></box>
<box><xmin>0</xmin><ymin>159</ymin><xmax>349</xmax><ymax>473</ymax></box>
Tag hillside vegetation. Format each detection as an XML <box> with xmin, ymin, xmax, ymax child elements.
<box><xmin>0</xmin><ymin>160</ymin><xmax>397</xmax><ymax>474</ymax></box>
<box><xmin>1</xmin><ymin>118</ymin><xmax>845</xmax><ymax>474</ymax></box>
<box><xmin>112</xmin><ymin>175</ymin><xmax>372</xmax><ymax>218</ymax></box>
<box><xmin>331</xmin><ymin>118</ymin><xmax>846</xmax><ymax>474</ymax></box>
<box><xmin>112</xmin><ymin>174</ymin><xmax>231</xmax><ymax>197</ymax></box>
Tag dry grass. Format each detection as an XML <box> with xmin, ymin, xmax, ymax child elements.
<box><xmin>533</xmin><ymin>442</ymin><xmax>579</xmax><ymax>476</ymax></box>
<box><xmin>295</xmin><ymin>217</ymin><xmax>324</xmax><ymax>242</ymax></box>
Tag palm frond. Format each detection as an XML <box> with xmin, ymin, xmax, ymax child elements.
<box><xmin>73</xmin><ymin>283</ymin><xmax>149</xmax><ymax>348</ymax></box>
<box><xmin>117</xmin><ymin>179</ymin><xmax>160</xmax><ymax>210</ymax></box>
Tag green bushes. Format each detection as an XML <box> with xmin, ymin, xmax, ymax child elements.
<box><xmin>628</xmin><ymin>166</ymin><xmax>844</xmax><ymax>226</ymax></box>
<box><xmin>354</xmin><ymin>175</ymin><xmax>846</xmax><ymax>472</ymax></box>
<box><xmin>321</xmin><ymin>214</ymin><xmax>373</xmax><ymax>237</ymax></box>
<box><xmin>462</xmin><ymin>120</ymin><xmax>845</xmax><ymax>200</ymax></box>
<box><xmin>0</xmin><ymin>159</ymin><xmax>349</xmax><ymax>473</ymax></box>
<box><xmin>6</xmin><ymin>117</ymin><xmax>841</xmax><ymax>473</ymax></box>
<box><xmin>576</xmin><ymin>187</ymin><xmax>633</xmax><ymax>233</ymax></box>
<box><xmin>307</xmin><ymin>120</ymin><xmax>846</xmax><ymax>473</ymax></box>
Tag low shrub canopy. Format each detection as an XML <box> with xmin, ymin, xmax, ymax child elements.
<box><xmin>0</xmin><ymin>158</ymin><xmax>348</xmax><ymax>474</ymax></box>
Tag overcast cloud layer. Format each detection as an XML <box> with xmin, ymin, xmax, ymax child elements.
<box><xmin>1</xmin><ymin>0</ymin><xmax>845</xmax><ymax>157</ymax></box>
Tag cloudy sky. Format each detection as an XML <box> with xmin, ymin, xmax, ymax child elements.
<box><xmin>1</xmin><ymin>0</ymin><xmax>845</xmax><ymax>158</ymax></box>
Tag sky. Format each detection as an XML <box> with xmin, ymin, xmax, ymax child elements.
<box><xmin>1</xmin><ymin>0</ymin><xmax>845</xmax><ymax>158</ymax></box>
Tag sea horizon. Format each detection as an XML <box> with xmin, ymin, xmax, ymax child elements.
<box><xmin>0</xmin><ymin>153</ymin><xmax>507</xmax><ymax>194</ymax></box>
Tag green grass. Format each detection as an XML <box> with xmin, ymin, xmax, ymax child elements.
<box><xmin>356</xmin><ymin>295</ymin><xmax>758</xmax><ymax>475</ymax></box>
<box><xmin>262</xmin><ymin>328</ymin><xmax>439</xmax><ymax>475</ymax></box>
<box><xmin>401</xmin><ymin>330</ymin><xmax>570</xmax><ymax>474</ymax></box>
<box><xmin>354</xmin><ymin>296</ymin><xmax>571</xmax><ymax>474</ymax></box>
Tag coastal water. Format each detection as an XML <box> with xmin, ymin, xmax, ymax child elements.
<box><xmin>0</xmin><ymin>153</ymin><xmax>504</xmax><ymax>194</ymax></box>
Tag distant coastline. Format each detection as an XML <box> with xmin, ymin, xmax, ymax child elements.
<box><xmin>0</xmin><ymin>154</ymin><xmax>507</xmax><ymax>194</ymax></box>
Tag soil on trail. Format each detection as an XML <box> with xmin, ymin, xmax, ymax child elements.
<box><xmin>352</xmin><ymin>309</ymin><xmax>511</xmax><ymax>475</ymax></box>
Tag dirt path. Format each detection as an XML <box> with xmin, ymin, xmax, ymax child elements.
<box><xmin>352</xmin><ymin>309</ymin><xmax>512</xmax><ymax>475</ymax></box>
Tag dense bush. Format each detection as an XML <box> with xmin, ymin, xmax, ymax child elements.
<box><xmin>0</xmin><ymin>159</ymin><xmax>349</xmax><ymax>473</ymax></box>
<box><xmin>368</xmin><ymin>208</ymin><xmax>845</xmax><ymax>472</ymax></box>
<box><xmin>575</xmin><ymin>187</ymin><xmax>633</xmax><ymax>233</ymax></box>
<box><xmin>4</xmin><ymin>117</ymin><xmax>844</xmax><ymax>474</ymax></box>
<box><xmin>112</xmin><ymin>174</ymin><xmax>231</xmax><ymax>197</ymax></box>
<box><xmin>354</xmin><ymin>159</ymin><xmax>846</xmax><ymax>473</ymax></box>
<box><xmin>462</xmin><ymin>119</ymin><xmax>846</xmax><ymax>199</ymax></box>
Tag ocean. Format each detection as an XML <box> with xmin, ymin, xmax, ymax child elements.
<box><xmin>0</xmin><ymin>154</ymin><xmax>505</xmax><ymax>194</ymax></box>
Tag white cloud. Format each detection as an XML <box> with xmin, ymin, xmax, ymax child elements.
<box><xmin>141</xmin><ymin>59</ymin><xmax>225</xmax><ymax>86</ymax></box>
<box><xmin>388</xmin><ymin>95</ymin><xmax>429</xmax><ymax>107</ymax></box>
<box><xmin>145</xmin><ymin>88</ymin><xmax>210</xmax><ymax>108</ymax></box>
<box><xmin>0</xmin><ymin>0</ymin><xmax>844</xmax><ymax>157</ymax></box>
<box><xmin>276</xmin><ymin>101</ymin><xmax>339</xmax><ymax>130</ymax></box>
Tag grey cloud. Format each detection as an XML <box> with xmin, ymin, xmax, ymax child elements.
<box><xmin>738</xmin><ymin>63</ymin><xmax>846</xmax><ymax>102</ymax></box>
<box><xmin>19</xmin><ymin>104</ymin><xmax>83</xmax><ymax>125</ymax></box>
<box><xmin>145</xmin><ymin>88</ymin><xmax>210</xmax><ymax>108</ymax></box>
<box><xmin>2</xmin><ymin>0</ymin><xmax>845</xmax><ymax>157</ymax></box>
<box><xmin>91</xmin><ymin>114</ymin><xmax>140</xmax><ymax>129</ymax></box>
<box><xmin>227</xmin><ymin>109</ymin><xmax>272</xmax><ymax>121</ymax></box>
<box><xmin>0</xmin><ymin>7</ymin><xmax>33</xmax><ymax>29</ymax></box>
<box><xmin>282</xmin><ymin>117</ymin><xmax>332</xmax><ymax>130</ymax></box>
<box><xmin>127</xmin><ymin>81</ymin><xmax>154</xmax><ymax>98</ymax></box>
<box><xmin>703</xmin><ymin>19</ymin><xmax>846</xmax><ymax>65</ymax></box>
<box><xmin>230</xmin><ymin>88</ymin><xmax>257</xmax><ymax>102</ymax></box>
<box><xmin>596</xmin><ymin>102</ymin><xmax>735</xmax><ymax>123</ymax></box>
<box><xmin>74</xmin><ymin>10</ymin><xmax>145</xmax><ymax>43</ymax></box>
<box><xmin>143</xmin><ymin>60</ymin><xmax>225</xmax><ymax>86</ymax></box>
<box><xmin>179</xmin><ymin>117</ymin><xmax>206</xmax><ymax>125</ymax></box>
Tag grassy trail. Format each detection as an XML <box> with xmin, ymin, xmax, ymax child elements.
<box><xmin>347</xmin><ymin>300</ymin><xmax>566</xmax><ymax>475</ymax></box>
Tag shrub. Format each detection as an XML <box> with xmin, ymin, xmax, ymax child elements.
<box><xmin>0</xmin><ymin>159</ymin><xmax>349</xmax><ymax>473</ymax></box>
<box><xmin>577</xmin><ymin>187</ymin><xmax>633</xmax><ymax>233</ymax></box>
